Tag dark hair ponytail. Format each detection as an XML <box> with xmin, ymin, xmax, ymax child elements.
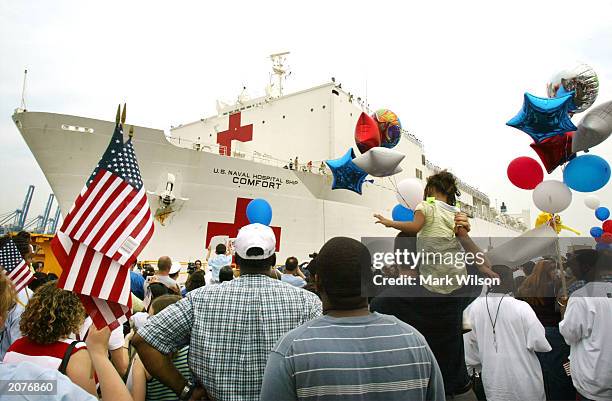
<box><xmin>424</xmin><ymin>170</ymin><xmax>460</xmax><ymax>206</ymax></box>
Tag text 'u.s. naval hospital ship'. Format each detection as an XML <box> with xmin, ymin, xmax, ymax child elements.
<box><xmin>12</xmin><ymin>53</ymin><xmax>524</xmax><ymax>263</ymax></box>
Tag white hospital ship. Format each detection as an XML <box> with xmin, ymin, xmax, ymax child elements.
<box><xmin>12</xmin><ymin>53</ymin><xmax>522</xmax><ymax>262</ymax></box>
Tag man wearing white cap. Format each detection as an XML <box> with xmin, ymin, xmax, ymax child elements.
<box><xmin>133</xmin><ymin>223</ymin><xmax>322</xmax><ymax>401</ymax></box>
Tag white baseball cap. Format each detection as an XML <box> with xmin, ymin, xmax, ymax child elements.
<box><xmin>234</xmin><ymin>223</ymin><xmax>276</xmax><ymax>260</ymax></box>
<box><xmin>169</xmin><ymin>260</ymin><xmax>181</xmax><ymax>275</ymax></box>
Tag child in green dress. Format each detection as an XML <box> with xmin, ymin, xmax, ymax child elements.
<box><xmin>375</xmin><ymin>171</ymin><xmax>497</xmax><ymax>294</ymax></box>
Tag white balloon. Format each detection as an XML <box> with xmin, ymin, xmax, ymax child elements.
<box><xmin>532</xmin><ymin>180</ymin><xmax>572</xmax><ymax>214</ymax></box>
<box><xmin>395</xmin><ymin>178</ymin><xmax>424</xmax><ymax>209</ymax></box>
<box><xmin>352</xmin><ymin>147</ymin><xmax>405</xmax><ymax>177</ymax></box>
<box><xmin>584</xmin><ymin>194</ymin><xmax>601</xmax><ymax>210</ymax></box>
<box><xmin>572</xmin><ymin>100</ymin><xmax>612</xmax><ymax>153</ymax></box>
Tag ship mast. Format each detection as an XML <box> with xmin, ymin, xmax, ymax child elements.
<box><xmin>268</xmin><ymin>52</ymin><xmax>290</xmax><ymax>98</ymax></box>
<box><xmin>19</xmin><ymin>69</ymin><xmax>28</xmax><ymax>112</ymax></box>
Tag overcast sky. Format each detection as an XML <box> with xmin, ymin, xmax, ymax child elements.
<box><xmin>1</xmin><ymin>0</ymin><xmax>611</xmax><ymax>234</ymax></box>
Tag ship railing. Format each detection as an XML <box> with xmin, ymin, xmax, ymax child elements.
<box><xmin>165</xmin><ymin>135</ymin><xmax>332</xmax><ymax>175</ymax></box>
<box><xmin>400</xmin><ymin>129</ymin><xmax>423</xmax><ymax>148</ymax></box>
<box><xmin>425</xmin><ymin>161</ymin><xmax>491</xmax><ymax>204</ymax></box>
<box><xmin>166</xmin><ymin>135</ymin><xmax>518</xmax><ymax>230</ymax></box>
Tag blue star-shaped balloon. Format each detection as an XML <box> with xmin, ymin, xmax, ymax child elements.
<box><xmin>326</xmin><ymin>148</ymin><xmax>369</xmax><ymax>195</ymax></box>
<box><xmin>507</xmin><ymin>92</ymin><xmax>577</xmax><ymax>143</ymax></box>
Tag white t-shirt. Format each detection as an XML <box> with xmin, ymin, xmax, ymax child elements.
<box><xmin>78</xmin><ymin>317</ymin><xmax>124</xmax><ymax>351</ymax></box>
<box><xmin>464</xmin><ymin>294</ymin><xmax>551</xmax><ymax>401</ymax></box>
<box><xmin>131</xmin><ymin>312</ymin><xmax>149</xmax><ymax>331</ymax></box>
<box><xmin>559</xmin><ymin>281</ymin><xmax>612</xmax><ymax>401</ymax></box>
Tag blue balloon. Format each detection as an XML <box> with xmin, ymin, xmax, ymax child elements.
<box><xmin>507</xmin><ymin>92</ymin><xmax>577</xmax><ymax>142</ymax></box>
<box><xmin>246</xmin><ymin>198</ymin><xmax>272</xmax><ymax>225</ymax></box>
<box><xmin>590</xmin><ymin>227</ymin><xmax>604</xmax><ymax>238</ymax></box>
<box><xmin>595</xmin><ymin>243</ymin><xmax>610</xmax><ymax>251</ymax></box>
<box><xmin>595</xmin><ymin>207</ymin><xmax>610</xmax><ymax>221</ymax></box>
<box><xmin>392</xmin><ymin>204</ymin><xmax>414</xmax><ymax>222</ymax></box>
<box><xmin>563</xmin><ymin>154</ymin><xmax>611</xmax><ymax>192</ymax></box>
<box><xmin>326</xmin><ymin>148</ymin><xmax>368</xmax><ymax>195</ymax></box>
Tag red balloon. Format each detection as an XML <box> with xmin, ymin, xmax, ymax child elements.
<box><xmin>603</xmin><ymin>220</ymin><xmax>612</xmax><ymax>234</ymax></box>
<box><xmin>530</xmin><ymin>132</ymin><xmax>574</xmax><ymax>174</ymax></box>
<box><xmin>507</xmin><ymin>157</ymin><xmax>544</xmax><ymax>190</ymax></box>
<box><xmin>601</xmin><ymin>232</ymin><xmax>612</xmax><ymax>244</ymax></box>
<box><xmin>354</xmin><ymin>112</ymin><xmax>381</xmax><ymax>154</ymax></box>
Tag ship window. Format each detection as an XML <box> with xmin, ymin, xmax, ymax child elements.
<box><xmin>262</xmin><ymin>120</ymin><xmax>265</xmax><ymax>124</ymax></box>
<box><xmin>415</xmin><ymin>168</ymin><xmax>423</xmax><ymax>180</ymax></box>
<box><xmin>322</xmin><ymin>105</ymin><xmax>326</xmax><ymax>109</ymax></box>
<box><xmin>61</xmin><ymin>124</ymin><xmax>94</xmax><ymax>134</ymax></box>
<box><xmin>310</xmin><ymin>108</ymin><xmax>314</xmax><ymax>112</ymax></box>
<box><xmin>421</xmin><ymin>155</ymin><xmax>426</xmax><ymax>165</ymax></box>
<box><xmin>283</xmin><ymin>115</ymin><xmax>286</xmax><ymax>119</ymax></box>
<box><xmin>350</xmin><ymin>112</ymin><xmax>353</xmax><ymax>117</ymax></box>
<box><xmin>332</xmin><ymin>89</ymin><xmax>339</xmax><ymax>96</ymax></box>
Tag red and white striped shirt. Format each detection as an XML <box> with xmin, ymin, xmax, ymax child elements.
<box><xmin>3</xmin><ymin>337</ymin><xmax>87</xmax><ymax>370</ymax></box>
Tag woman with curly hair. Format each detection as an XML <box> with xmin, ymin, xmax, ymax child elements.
<box><xmin>2</xmin><ymin>281</ymin><xmax>97</xmax><ymax>395</ymax></box>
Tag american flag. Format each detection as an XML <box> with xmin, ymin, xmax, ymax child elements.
<box><xmin>0</xmin><ymin>239</ymin><xmax>34</xmax><ymax>293</ymax></box>
<box><xmin>51</xmin><ymin>122</ymin><xmax>154</xmax><ymax>329</ymax></box>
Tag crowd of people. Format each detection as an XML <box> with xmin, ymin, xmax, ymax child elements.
<box><xmin>0</xmin><ymin>173</ymin><xmax>611</xmax><ymax>401</ymax></box>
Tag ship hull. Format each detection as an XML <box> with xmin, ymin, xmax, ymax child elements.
<box><xmin>13</xmin><ymin>111</ymin><xmax>518</xmax><ymax>262</ymax></box>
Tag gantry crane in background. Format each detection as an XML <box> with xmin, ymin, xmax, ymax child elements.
<box><xmin>0</xmin><ymin>185</ymin><xmax>35</xmax><ymax>235</ymax></box>
<box><xmin>0</xmin><ymin>186</ymin><xmax>62</xmax><ymax>235</ymax></box>
<box><xmin>48</xmin><ymin>205</ymin><xmax>61</xmax><ymax>234</ymax></box>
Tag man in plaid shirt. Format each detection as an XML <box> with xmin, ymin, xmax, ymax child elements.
<box><xmin>133</xmin><ymin>223</ymin><xmax>322</xmax><ymax>401</ymax></box>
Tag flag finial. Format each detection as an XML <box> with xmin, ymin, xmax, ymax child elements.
<box><xmin>121</xmin><ymin>103</ymin><xmax>127</xmax><ymax>125</ymax></box>
<box><xmin>129</xmin><ymin>125</ymin><xmax>134</xmax><ymax>138</ymax></box>
<box><xmin>115</xmin><ymin>104</ymin><xmax>121</xmax><ymax>125</ymax></box>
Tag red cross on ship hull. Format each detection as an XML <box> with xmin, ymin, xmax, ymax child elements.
<box><xmin>217</xmin><ymin>112</ymin><xmax>253</xmax><ymax>156</ymax></box>
<box><xmin>205</xmin><ymin>197</ymin><xmax>281</xmax><ymax>251</ymax></box>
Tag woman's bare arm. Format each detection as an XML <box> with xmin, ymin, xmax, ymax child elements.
<box><xmin>130</xmin><ymin>356</ymin><xmax>148</xmax><ymax>401</ymax></box>
<box><xmin>87</xmin><ymin>326</ymin><xmax>134</xmax><ymax>401</ymax></box>
<box><xmin>66</xmin><ymin>349</ymin><xmax>97</xmax><ymax>395</ymax></box>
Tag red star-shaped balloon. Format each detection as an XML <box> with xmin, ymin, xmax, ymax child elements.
<box><xmin>530</xmin><ymin>132</ymin><xmax>575</xmax><ymax>174</ymax></box>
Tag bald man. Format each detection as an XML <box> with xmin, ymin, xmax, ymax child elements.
<box><xmin>144</xmin><ymin>256</ymin><xmax>180</xmax><ymax>296</ymax></box>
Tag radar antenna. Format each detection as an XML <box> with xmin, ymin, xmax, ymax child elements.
<box><xmin>268</xmin><ymin>52</ymin><xmax>291</xmax><ymax>98</ymax></box>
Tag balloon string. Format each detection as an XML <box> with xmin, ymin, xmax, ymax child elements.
<box><xmin>550</xmin><ymin>214</ymin><xmax>569</xmax><ymax>301</ymax></box>
<box><xmin>388</xmin><ymin>175</ymin><xmax>412</xmax><ymax>209</ymax></box>
<box><xmin>366</xmin><ymin>178</ymin><xmax>398</xmax><ymax>193</ymax></box>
